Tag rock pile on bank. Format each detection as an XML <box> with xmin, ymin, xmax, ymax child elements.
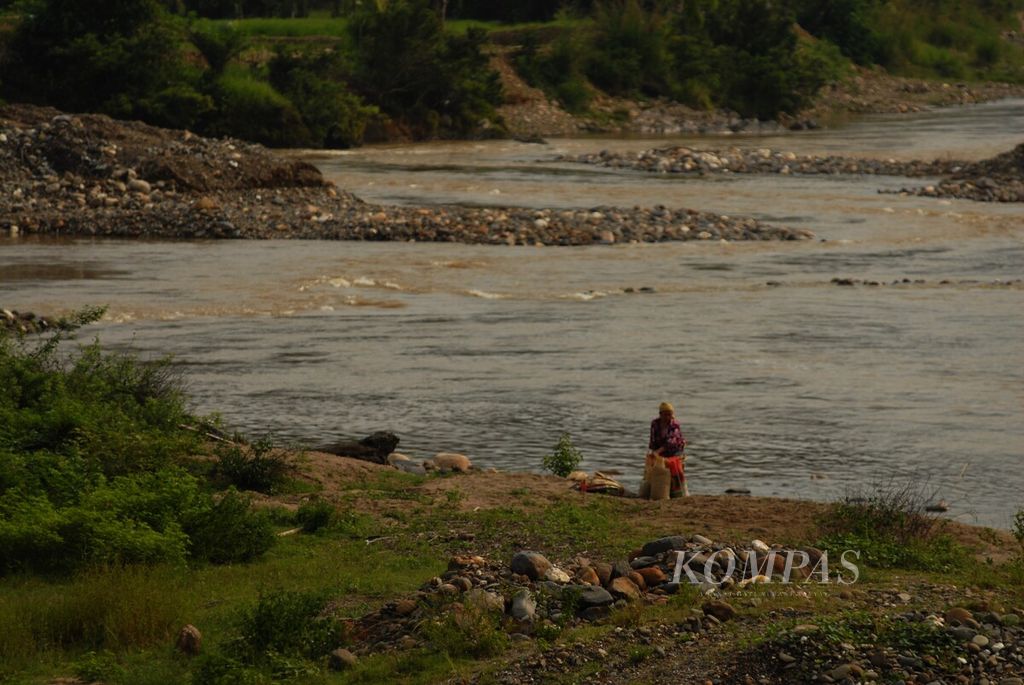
<box><xmin>1</xmin><ymin>308</ymin><xmax>61</xmax><ymax>334</ymax></box>
<box><xmin>892</xmin><ymin>142</ymin><xmax>1024</xmax><ymax>203</ymax></box>
<box><xmin>0</xmin><ymin>105</ymin><xmax>811</xmax><ymax>243</ymax></box>
<box><xmin>339</xmin><ymin>534</ymin><xmax>820</xmax><ymax>656</ymax></box>
<box><xmin>562</xmin><ymin>146</ymin><xmax>965</xmax><ymax>178</ymax></box>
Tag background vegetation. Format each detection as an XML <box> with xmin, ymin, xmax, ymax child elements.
<box><xmin>0</xmin><ymin>0</ymin><xmax>1021</xmax><ymax>146</ymax></box>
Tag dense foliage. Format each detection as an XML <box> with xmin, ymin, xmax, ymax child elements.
<box><xmin>0</xmin><ymin>0</ymin><xmax>1021</xmax><ymax>144</ymax></box>
<box><xmin>0</xmin><ymin>310</ymin><xmax>275</xmax><ymax>574</ymax></box>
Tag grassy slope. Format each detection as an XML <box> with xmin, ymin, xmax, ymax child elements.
<box><xmin>2</xmin><ymin>453</ymin><xmax>1021</xmax><ymax>684</ymax></box>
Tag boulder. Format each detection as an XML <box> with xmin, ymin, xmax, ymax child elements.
<box><xmin>627</xmin><ymin>571</ymin><xmax>647</xmax><ymax>591</ymax></box>
<box><xmin>593</xmin><ymin>562</ymin><xmax>613</xmax><ymax>586</ymax></box>
<box><xmin>511</xmin><ymin>589</ymin><xmax>536</xmax><ymax>621</ymax></box>
<box><xmin>609</xmin><ymin>577</ymin><xmax>641</xmax><ymax>601</ymax></box>
<box><xmin>544</xmin><ymin>567</ymin><xmax>571</xmax><ymax>584</ymax></box>
<box><xmin>636</xmin><ymin>566</ymin><xmax>667</xmax><ymax>587</ymax></box>
<box><xmin>387</xmin><ymin>452</ymin><xmax>412</xmax><ymax>465</ymax></box>
<box><xmin>511</xmin><ymin>551</ymin><xmax>552</xmax><ymax>580</ymax></box>
<box><xmin>702</xmin><ymin>600</ymin><xmax>737</xmax><ymax>622</ymax></box>
<box><xmin>641</xmin><ymin>536</ymin><xmax>689</xmax><ymax>557</ymax></box>
<box><xmin>329</xmin><ymin>648</ymin><xmax>358</xmax><ymax>671</ymax></box>
<box><xmin>176</xmin><ymin>624</ymin><xmax>202</xmax><ymax>656</ymax></box>
<box><xmin>432</xmin><ymin>452</ymin><xmax>472</xmax><ymax>472</ymax></box>
<box><xmin>465</xmin><ymin>588</ymin><xmax>504</xmax><ymax>613</ymax></box>
<box><xmin>576</xmin><ymin>566</ymin><xmax>600</xmax><ymax>586</ymax></box>
<box><xmin>945</xmin><ymin>607</ymin><xmax>974</xmax><ymax>625</ymax></box>
<box><xmin>578</xmin><ymin>586</ymin><xmax>615</xmax><ymax>608</ymax></box>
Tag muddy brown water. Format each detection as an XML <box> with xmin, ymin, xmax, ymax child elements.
<box><xmin>2</xmin><ymin>99</ymin><xmax>1022</xmax><ymax>528</ymax></box>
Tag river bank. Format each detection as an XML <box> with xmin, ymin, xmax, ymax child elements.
<box><xmin>0</xmin><ymin>104</ymin><xmax>809</xmax><ymax>244</ymax></box>
<box><xmin>495</xmin><ymin>55</ymin><xmax>1024</xmax><ymax>139</ymax></box>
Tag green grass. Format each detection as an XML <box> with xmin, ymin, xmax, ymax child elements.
<box><xmin>211</xmin><ymin>17</ymin><xmax>349</xmax><ymax>39</ymax></box>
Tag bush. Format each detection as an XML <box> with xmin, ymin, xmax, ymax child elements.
<box><xmin>0</xmin><ymin>309</ymin><xmax>274</xmax><ymax>573</ymax></box>
<box><xmin>295</xmin><ymin>498</ymin><xmax>335</xmax><ymax>533</ymax></box>
<box><xmin>542</xmin><ymin>433</ymin><xmax>583</xmax><ymax>478</ymax></box>
<box><xmin>267</xmin><ymin>48</ymin><xmax>380</xmax><ymax>148</ymax></box>
<box><xmin>213</xmin><ymin>435</ymin><xmax>290</xmax><ymax>494</ymax></box>
<box><xmin>586</xmin><ymin>0</ymin><xmax>673</xmax><ymax>97</ymax></box>
<box><xmin>418</xmin><ymin>602</ymin><xmax>508</xmax><ymax>658</ymax></box>
<box><xmin>0</xmin><ymin>0</ymin><xmax>204</xmax><ymax>123</ymax></box>
<box><xmin>206</xmin><ymin>70</ymin><xmax>308</xmax><ymax>147</ymax></box>
<box><xmin>817</xmin><ymin>478</ymin><xmax>967</xmax><ymax>572</ymax></box>
<box><xmin>184</xmin><ymin>489</ymin><xmax>276</xmax><ymax>564</ymax></box>
<box><xmin>348</xmin><ymin>0</ymin><xmax>503</xmax><ymax>138</ymax></box>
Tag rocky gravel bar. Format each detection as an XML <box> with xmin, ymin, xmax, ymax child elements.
<box><xmin>888</xmin><ymin>143</ymin><xmax>1024</xmax><ymax>203</ymax></box>
<box><xmin>562</xmin><ymin>145</ymin><xmax>967</xmax><ymax>178</ymax></box>
<box><xmin>0</xmin><ymin>105</ymin><xmax>811</xmax><ymax>244</ymax></box>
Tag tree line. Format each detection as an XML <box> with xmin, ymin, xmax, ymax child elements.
<box><xmin>0</xmin><ymin>0</ymin><xmax>1020</xmax><ymax>148</ymax></box>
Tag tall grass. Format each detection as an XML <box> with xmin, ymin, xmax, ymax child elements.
<box><xmin>0</xmin><ymin>565</ymin><xmax>187</xmax><ymax>673</ymax></box>
<box><xmin>211</xmin><ymin>17</ymin><xmax>349</xmax><ymax>38</ymax></box>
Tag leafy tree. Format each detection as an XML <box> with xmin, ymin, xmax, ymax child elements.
<box><xmin>348</xmin><ymin>0</ymin><xmax>502</xmax><ymax>138</ymax></box>
<box><xmin>1</xmin><ymin>0</ymin><xmax>209</xmax><ymax>128</ymax></box>
<box><xmin>268</xmin><ymin>48</ymin><xmax>380</xmax><ymax>148</ymax></box>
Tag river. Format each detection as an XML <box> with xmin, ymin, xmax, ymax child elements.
<box><xmin>2</xmin><ymin>99</ymin><xmax>1022</xmax><ymax>528</ymax></box>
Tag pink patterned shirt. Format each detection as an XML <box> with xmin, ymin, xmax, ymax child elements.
<box><xmin>649</xmin><ymin>418</ymin><xmax>686</xmax><ymax>456</ymax></box>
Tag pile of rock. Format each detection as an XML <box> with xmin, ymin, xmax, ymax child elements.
<box><xmin>890</xmin><ymin>143</ymin><xmax>1024</xmax><ymax>203</ymax></box>
<box><xmin>0</xmin><ymin>106</ymin><xmax>811</xmax><ymax>244</ymax></box>
<box><xmin>338</xmin><ymin>534</ymin><xmax>819</xmax><ymax>657</ymax></box>
<box><xmin>1</xmin><ymin>308</ymin><xmax>61</xmax><ymax>334</ymax></box>
<box><xmin>752</xmin><ymin>606</ymin><xmax>1024</xmax><ymax>684</ymax></box>
<box><xmin>562</xmin><ymin>146</ymin><xmax>964</xmax><ymax>178</ymax></box>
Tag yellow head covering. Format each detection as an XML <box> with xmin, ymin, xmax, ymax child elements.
<box><xmin>659</xmin><ymin>402</ymin><xmax>674</xmax><ymax>414</ymax></box>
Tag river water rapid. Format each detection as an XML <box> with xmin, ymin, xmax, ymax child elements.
<box><xmin>2</xmin><ymin>99</ymin><xmax>1022</xmax><ymax>528</ymax></box>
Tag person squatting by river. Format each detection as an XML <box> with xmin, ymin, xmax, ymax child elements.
<box><xmin>649</xmin><ymin>401</ymin><xmax>688</xmax><ymax>497</ymax></box>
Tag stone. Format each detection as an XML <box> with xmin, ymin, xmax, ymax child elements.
<box><xmin>433</xmin><ymin>452</ymin><xmax>472</xmax><ymax>472</ymax></box>
<box><xmin>464</xmin><ymin>588</ymin><xmax>504</xmax><ymax>613</ymax></box>
<box><xmin>641</xmin><ymin>536</ymin><xmax>689</xmax><ymax>557</ymax></box>
<box><xmin>949</xmin><ymin>626</ymin><xmax>977</xmax><ymax>642</ymax></box>
<box><xmin>609</xmin><ymin>577</ymin><xmax>641</xmax><ymax>601</ymax></box>
<box><xmin>636</xmin><ymin>566</ymin><xmax>667</xmax><ymax>587</ymax></box>
<box><xmin>691</xmin><ymin>534</ymin><xmax>713</xmax><ymax>545</ymax></box>
<box><xmin>593</xmin><ymin>562</ymin><xmax>613</xmax><ymax>586</ymax></box>
<box><xmin>511</xmin><ymin>590</ymin><xmax>536</xmax><ymax>622</ymax></box>
<box><xmin>946</xmin><ymin>607</ymin><xmax>974</xmax><ymax>625</ymax></box>
<box><xmin>544</xmin><ymin>567</ymin><xmax>571</xmax><ymax>584</ymax></box>
<box><xmin>580</xmin><ymin>606</ymin><xmax>609</xmax><ymax>621</ymax></box>
<box><xmin>127</xmin><ymin>178</ymin><xmax>151</xmax><ymax>193</ymax></box>
<box><xmin>702</xmin><ymin>600</ymin><xmax>736</xmax><ymax>622</ymax></box>
<box><xmin>511</xmin><ymin>551</ymin><xmax>552</xmax><ymax>580</ymax></box>
<box><xmin>1000</xmin><ymin>613</ymin><xmax>1020</xmax><ymax>627</ymax></box>
<box><xmin>576</xmin><ymin>566</ymin><xmax>601</xmax><ymax>586</ymax></box>
<box><xmin>751</xmin><ymin>539</ymin><xmax>770</xmax><ymax>553</ymax></box>
<box><xmin>792</xmin><ymin>624</ymin><xmax>820</xmax><ymax>635</ymax></box>
<box><xmin>450</xmin><ymin>576</ymin><xmax>473</xmax><ymax>592</ymax></box>
<box><xmin>329</xmin><ymin>648</ymin><xmax>358</xmax><ymax>671</ymax></box>
<box><xmin>829</xmin><ymin>664</ymin><xmax>854</xmax><ymax>681</ymax></box>
<box><xmin>630</xmin><ymin>556</ymin><xmax>659</xmax><ymax>569</ymax></box>
<box><xmin>972</xmin><ymin>634</ymin><xmax>990</xmax><ymax>648</ymax></box>
<box><xmin>386</xmin><ymin>452</ymin><xmax>412</xmax><ymax>465</ymax></box>
<box><xmin>176</xmin><ymin>624</ymin><xmax>202</xmax><ymax>656</ymax></box>
<box><xmin>627</xmin><ymin>571</ymin><xmax>646</xmax><ymax>591</ymax></box>
<box><xmin>578</xmin><ymin>586</ymin><xmax>615</xmax><ymax>608</ymax></box>
<box><xmin>611</xmin><ymin>559</ymin><xmax>633</xmax><ymax>580</ymax></box>
<box><xmin>393</xmin><ymin>599</ymin><xmax>418</xmax><ymax>616</ymax></box>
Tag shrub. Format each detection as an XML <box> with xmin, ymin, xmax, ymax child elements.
<box><xmin>0</xmin><ymin>0</ymin><xmax>202</xmax><ymax>123</ymax></box>
<box><xmin>295</xmin><ymin>498</ymin><xmax>335</xmax><ymax>533</ymax></box>
<box><xmin>267</xmin><ymin>48</ymin><xmax>380</xmax><ymax>148</ymax></box>
<box><xmin>348</xmin><ymin>0</ymin><xmax>503</xmax><ymax>138</ymax></box>
<box><xmin>817</xmin><ymin>478</ymin><xmax>967</xmax><ymax>572</ymax></box>
<box><xmin>184</xmin><ymin>489</ymin><xmax>276</xmax><ymax>564</ymax></box>
<box><xmin>542</xmin><ymin>433</ymin><xmax>583</xmax><ymax>478</ymax></box>
<box><xmin>213</xmin><ymin>435</ymin><xmax>290</xmax><ymax>494</ymax></box>
<box><xmin>418</xmin><ymin>602</ymin><xmax>508</xmax><ymax>658</ymax></box>
<box><xmin>206</xmin><ymin>70</ymin><xmax>309</xmax><ymax>147</ymax></box>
